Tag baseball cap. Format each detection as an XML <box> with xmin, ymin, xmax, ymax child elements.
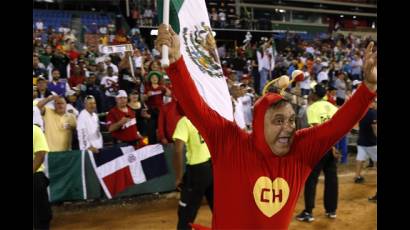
<box><xmin>116</xmin><ymin>90</ymin><xmax>128</xmax><ymax>98</ymax></box>
<box><xmin>352</xmin><ymin>80</ymin><xmax>362</xmax><ymax>86</ymax></box>
<box><xmin>313</xmin><ymin>84</ymin><xmax>327</xmax><ymax>98</ymax></box>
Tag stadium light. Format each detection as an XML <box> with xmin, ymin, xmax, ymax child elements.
<box><xmin>353</xmin><ymin>16</ymin><xmax>357</xmax><ymax>19</ymax></box>
<box><xmin>151</xmin><ymin>29</ymin><xmax>158</xmax><ymax>36</ymax></box>
<box><xmin>340</xmin><ymin>15</ymin><xmax>344</xmax><ymax>18</ymax></box>
<box><xmin>279</xmin><ymin>9</ymin><xmax>286</xmax><ymax>13</ymax></box>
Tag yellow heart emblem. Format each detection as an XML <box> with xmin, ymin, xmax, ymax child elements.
<box><xmin>253</xmin><ymin>177</ymin><xmax>290</xmax><ymax>217</ymax></box>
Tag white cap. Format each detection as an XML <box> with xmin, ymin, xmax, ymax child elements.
<box><xmin>352</xmin><ymin>80</ymin><xmax>362</xmax><ymax>86</ymax></box>
<box><xmin>116</xmin><ymin>90</ymin><xmax>128</xmax><ymax>98</ymax></box>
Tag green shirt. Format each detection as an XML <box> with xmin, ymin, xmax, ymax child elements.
<box><xmin>33</xmin><ymin>125</ymin><xmax>49</xmax><ymax>172</ymax></box>
<box><xmin>307</xmin><ymin>100</ymin><xmax>338</xmax><ymax>125</ymax></box>
<box><xmin>173</xmin><ymin>117</ymin><xmax>211</xmax><ymax>165</ymax></box>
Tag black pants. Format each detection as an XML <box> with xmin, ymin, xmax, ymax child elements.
<box><xmin>33</xmin><ymin>172</ymin><xmax>52</xmax><ymax>230</ymax></box>
<box><xmin>177</xmin><ymin>161</ymin><xmax>213</xmax><ymax>230</ymax></box>
<box><xmin>147</xmin><ymin>108</ymin><xmax>160</xmax><ymax>144</ymax></box>
<box><xmin>304</xmin><ymin>151</ymin><xmax>338</xmax><ymax>214</ymax></box>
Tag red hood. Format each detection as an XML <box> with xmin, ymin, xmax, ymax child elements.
<box><xmin>251</xmin><ymin>92</ymin><xmax>284</xmax><ymax>158</ymax></box>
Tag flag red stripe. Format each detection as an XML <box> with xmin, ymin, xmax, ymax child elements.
<box><xmin>102</xmin><ymin>166</ymin><xmax>134</xmax><ymax>197</ymax></box>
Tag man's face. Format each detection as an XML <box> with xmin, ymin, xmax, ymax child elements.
<box><xmin>37</xmin><ymin>80</ymin><xmax>46</xmax><ymax>90</ymax></box>
<box><xmin>116</xmin><ymin>97</ymin><xmax>128</xmax><ymax>108</ymax></box>
<box><xmin>85</xmin><ymin>99</ymin><xmax>97</xmax><ymax>112</ymax></box>
<box><xmin>263</xmin><ymin>103</ymin><xmax>297</xmax><ymax>156</ymax></box>
<box><xmin>52</xmin><ymin>70</ymin><xmax>60</xmax><ymax>80</ymax></box>
<box><xmin>55</xmin><ymin>97</ymin><xmax>67</xmax><ymax>114</ymax></box>
<box><xmin>33</xmin><ymin>56</ymin><xmax>40</xmax><ymax>67</ymax></box>
<box><xmin>45</xmin><ymin>46</ymin><xmax>53</xmax><ymax>54</ymax></box>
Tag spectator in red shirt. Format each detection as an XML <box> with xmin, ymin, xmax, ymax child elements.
<box><xmin>66</xmin><ymin>40</ymin><xmax>80</xmax><ymax>60</ymax></box>
<box><xmin>157</xmin><ymin>98</ymin><xmax>184</xmax><ymax>145</ymax></box>
<box><xmin>68</xmin><ymin>65</ymin><xmax>85</xmax><ymax>88</ymax></box>
<box><xmin>143</xmin><ymin>71</ymin><xmax>171</xmax><ymax>144</ymax></box>
<box><xmin>107</xmin><ymin>90</ymin><xmax>143</xmax><ymax>147</ymax></box>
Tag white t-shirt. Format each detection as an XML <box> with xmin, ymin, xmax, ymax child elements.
<box><xmin>143</xmin><ymin>9</ymin><xmax>153</xmax><ymax>18</ymax></box>
<box><xmin>101</xmin><ymin>75</ymin><xmax>119</xmax><ymax>97</ymax></box>
<box><xmin>77</xmin><ymin>109</ymin><xmax>103</xmax><ymax>150</ymax></box>
<box><xmin>300</xmin><ymin>71</ymin><xmax>311</xmax><ymax>90</ymax></box>
<box><xmin>134</xmin><ymin>56</ymin><xmax>143</xmax><ymax>68</ymax></box>
<box><xmin>240</xmin><ymin>94</ymin><xmax>253</xmax><ymax>127</ymax></box>
<box><xmin>218</xmin><ymin>12</ymin><xmax>226</xmax><ymax>21</ymax></box>
<box><xmin>256</xmin><ymin>50</ymin><xmax>271</xmax><ymax>72</ymax></box>
<box><xmin>104</xmin><ymin>63</ymin><xmax>119</xmax><ymax>74</ymax></box>
<box><xmin>36</xmin><ymin>21</ymin><xmax>44</xmax><ymax>30</ymax></box>
<box><xmin>317</xmin><ymin>71</ymin><xmax>329</xmax><ymax>83</ymax></box>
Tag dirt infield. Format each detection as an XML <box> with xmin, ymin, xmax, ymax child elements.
<box><xmin>51</xmin><ymin>159</ymin><xmax>376</xmax><ymax>230</ymax></box>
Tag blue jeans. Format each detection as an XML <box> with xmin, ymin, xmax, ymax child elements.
<box><xmin>336</xmin><ymin>136</ymin><xmax>348</xmax><ymax>164</ymax></box>
<box><xmin>259</xmin><ymin>68</ymin><xmax>269</xmax><ymax>94</ymax></box>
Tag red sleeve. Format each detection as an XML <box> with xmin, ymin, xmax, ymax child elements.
<box><xmin>106</xmin><ymin>109</ymin><xmax>116</xmax><ymax>126</ymax></box>
<box><xmin>296</xmin><ymin>84</ymin><xmax>376</xmax><ymax>167</ymax></box>
<box><xmin>166</xmin><ymin>57</ymin><xmax>239</xmax><ymax>161</ymax></box>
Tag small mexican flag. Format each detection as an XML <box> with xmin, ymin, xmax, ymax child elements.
<box><xmin>158</xmin><ymin>0</ymin><xmax>234</xmax><ymax>121</ymax></box>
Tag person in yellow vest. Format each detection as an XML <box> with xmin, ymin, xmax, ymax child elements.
<box><xmin>172</xmin><ymin>116</ymin><xmax>213</xmax><ymax>230</ymax></box>
<box><xmin>296</xmin><ymin>83</ymin><xmax>340</xmax><ymax>222</ymax></box>
<box><xmin>33</xmin><ymin>125</ymin><xmax>52</xmax><ymax>230</ymax></box>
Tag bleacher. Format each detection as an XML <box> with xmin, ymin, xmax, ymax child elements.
<box><xmin>33</xmin><ymin>9</ymin><xmax>72</xmax><ymax>30</ymax></box>
<box><xmin>81</xmin><ymin>13</ymin><xmax>112</xmax><ymax>27</ymax></box>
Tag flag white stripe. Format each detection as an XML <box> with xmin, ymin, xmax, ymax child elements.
<box><xmin>88</xmin><ymin>144</ymin><xmax>164</xmax><ymax>199</ymax></box>
<box><xmin>129</xmin><ymin>144</ymin><xmax>164</xmax><ymax>184</ymax></box>
<box><xmin>81</xmin><ymin>151</ymin><xmax>87</xmax><ymax>200</ymax></box>
<box><xmin>44</xmin><ymin>153</ymin><xmax>52</xmax><ymax>202</ymax></box>
<box><xmin>177</xmin><ymin>0</ymin><xmax>234</xmax><ymax>121</ymax></box>
<box><xmin>88</xmin><ymin>150</ymin><xmax>112</xmax><ymax>199</ymax></box>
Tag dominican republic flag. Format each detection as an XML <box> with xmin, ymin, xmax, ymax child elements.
<box><xmin>158</xmin><ymin>0</ymin><xmax>234</xmax><ymax>121</ymax></box>
<box><xmin>88</xmin><ymin>144</ymin><xmax>168</xmax><ymax>199</ymax></box>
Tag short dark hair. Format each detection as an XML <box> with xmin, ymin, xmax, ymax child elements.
<box><xmin>269</xmin><ymin>99</ymin><xmax>291</xmax><ymax>111</ymax></box>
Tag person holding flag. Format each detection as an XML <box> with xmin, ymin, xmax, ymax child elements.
<box><xmin>155</xmin><ymin>1</ymin><xmax>377</xmax><ymax>229</ymax></box>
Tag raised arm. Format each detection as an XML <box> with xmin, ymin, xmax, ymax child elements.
<box><xmin>155</xmin><ymin>24</ymin><xmax>238</xmax><ymax>152</ymax></box>
<box><xmin>298</xmin><ymin>42</ymin><xmax>377</xmax><ymax>166</ymax></box>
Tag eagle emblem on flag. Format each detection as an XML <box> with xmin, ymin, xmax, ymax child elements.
<box><xmin>182</xmin><ymin>22</ymin><xmax>223</xmax><ymax>78</ymax></box>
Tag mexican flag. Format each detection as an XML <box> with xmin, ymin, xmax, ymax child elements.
<box><xmin>158</xmin><ymin>0</ymin><xmax>234</xmax><ymax>121</ymax></box>
<box><xmin>44</xmin><ymin>150</ymin><xmax>87</xmax><ymax>202</ymax></box>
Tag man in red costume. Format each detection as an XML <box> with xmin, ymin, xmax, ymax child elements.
<box><xmin>156</xmin><ymin>24</ymin><xmax>377</xmax><ymax>229</ymax></box>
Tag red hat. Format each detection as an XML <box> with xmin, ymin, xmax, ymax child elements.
<box><xmin>252</xmin><ymin>93</ymin><xmax>285</xmax><ymax>158</ymax></box>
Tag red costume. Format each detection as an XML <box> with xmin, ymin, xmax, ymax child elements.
<box><xmin>166</xmin><ymin>57</ymin><xmax>376</xmax><ymax>229</ymax></box>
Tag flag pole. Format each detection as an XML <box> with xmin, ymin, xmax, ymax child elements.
<box><xmin>161</xmin><ymin>0</ymin><xmax>170</xmax><ymax>68</ymax></box>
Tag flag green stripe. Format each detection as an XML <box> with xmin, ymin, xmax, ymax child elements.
<box><xmin>157</xmin><ymin>0</ymin><xmax>184</xmax><ymax>34</ymax></box>
<box><xmin>47</xmin><ymin>150</ymin><xmax>84</xmax><ymax>202</ymax></box>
